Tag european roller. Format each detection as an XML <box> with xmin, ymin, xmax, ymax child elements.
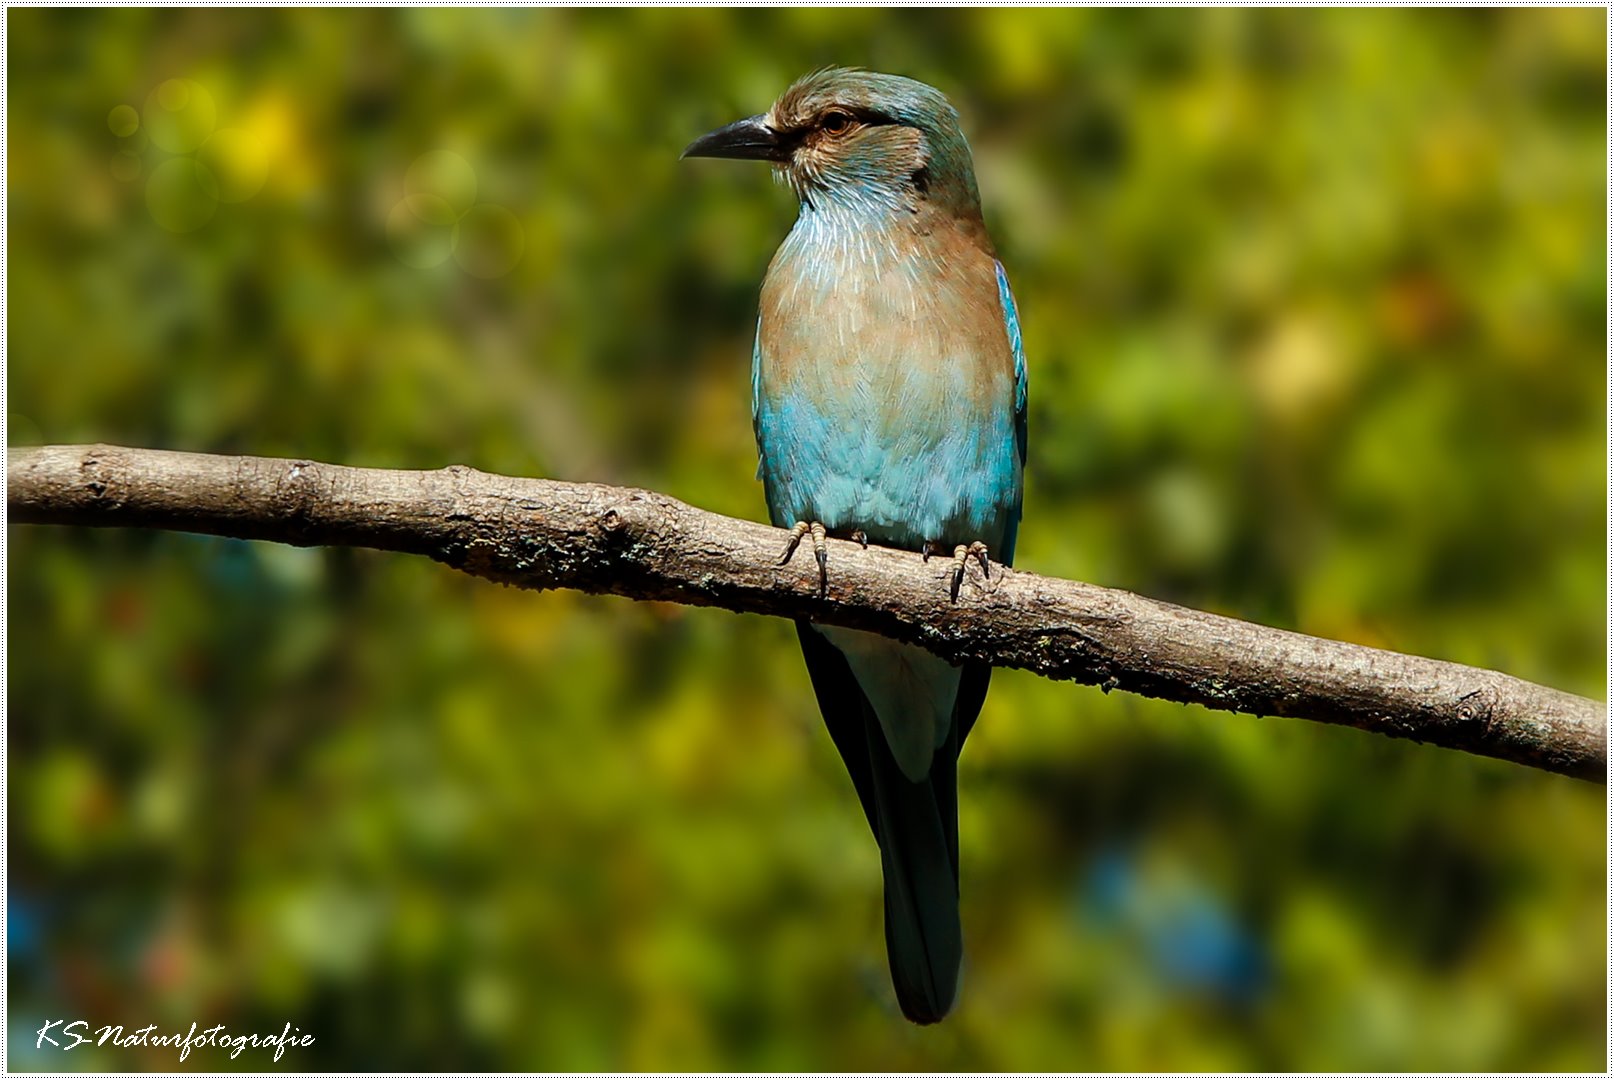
<box><xmin>684</xmin><ymin>68</ymin><xmax>1026</xmax><ymax>1024</ymax></box>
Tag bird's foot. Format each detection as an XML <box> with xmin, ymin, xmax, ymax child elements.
<box><xmin>924</xmin><ymin>540</ymin><xmax>993</xmax><ymax>601</ymax></box>
<box><xmin>779</xmin><ymin>520</ymin><xmax>829</xmax><ymax>596</ymax></box>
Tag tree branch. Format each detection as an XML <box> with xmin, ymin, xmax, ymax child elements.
<box><xmin>8</xmin><ymin>443</ymin><xmax>1605</xmax><ymax>782</ymax></box>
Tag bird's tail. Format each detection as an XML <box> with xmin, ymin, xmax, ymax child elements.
<box><xmin>794</xmin><ymin>623</ymin><xmax>976</xmax><ymax>1024</ymax></box>
<box><xmin>864</xmin><ymin>709</ymin><xmax>962</xmax><ymax>1024</ymax></box>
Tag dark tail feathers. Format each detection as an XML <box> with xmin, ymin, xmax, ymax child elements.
<box><xmin>865</xmin><ymin>709</ymin><xmax>962</xmax><ymax>1023</ymax></box>
<box><xmin>795</xmin><ymin>623</ymin><xmax>989</xmax><ymax>1024</ymax></box>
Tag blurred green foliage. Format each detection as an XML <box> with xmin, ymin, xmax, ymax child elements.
<box><xmin>6</xmin><ymin>7</ymin><xmax>1605</xmax><ymax>1070</ymax></box>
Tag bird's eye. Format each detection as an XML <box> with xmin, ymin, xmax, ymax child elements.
<box><xmin>821</xmin><ymin>110</ymin><xmax>853</xmax><ymax>135</ymax></box>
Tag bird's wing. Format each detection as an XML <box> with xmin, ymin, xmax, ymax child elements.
<box><xmin>994</xmin><ymin>260</ymin><xmax>1027</xmax><ymax>563</ymax></box>
<box><xmin>994</xmin><ymin>260</ymin><xmax>1028</xmax><ymax>473</ymax></box>
<box><xmin>751</xmin><ymin>318</ymin><xmax>766</xmax><ymax>481</ymax></box>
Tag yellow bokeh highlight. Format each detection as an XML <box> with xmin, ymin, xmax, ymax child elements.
<box><xmin>238</xmin><ymin>92</ymin><xmax>312</xmax><ymax>196</ymax></box>
<box><xmin>196</xmin><ymin>127</ymin><xmax>269</xmax><ymax>203</ymax></box>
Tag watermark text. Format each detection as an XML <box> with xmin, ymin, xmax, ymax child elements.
<box><xmin>36</xmin><ymin>1019</ymin><xmax>313</xmax><ymax>1063</ymax></box>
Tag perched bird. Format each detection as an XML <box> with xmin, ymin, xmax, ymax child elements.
<box><xmin>684</xmin><ymin>68</ymin><xmax>1026</xmax><ymax>1024</ymax></box>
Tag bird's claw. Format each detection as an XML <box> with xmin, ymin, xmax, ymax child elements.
<box><xmin>779</xmin><ymin>521</ymin><xmax>809</xmax><ymax>565</ymax></box>
<box><xmin>926</xmin><ymin>540</ymin><xmax>993</xmax><ymax>601</ymax></box>
<box><xmin>780</xmin><ymin>520</ymin><xmax>830</xmax><ymax>597</ymax></box>
<box><xmin>968</xmin><ymin>542</ymin><xmax>991</xmax><ymax>579</ymax></box>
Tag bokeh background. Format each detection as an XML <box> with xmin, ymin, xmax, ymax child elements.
<box><xmin>6</xmin><ymin>7</ymin><xmax>1606</xmax><ymax>1070</ymax></box>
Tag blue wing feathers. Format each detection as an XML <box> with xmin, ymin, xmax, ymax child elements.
<box><xmin>994</xmin><ymin>260</ymin><xmax>1028</xmax><ymax>470</ymax></box>
<box><xmin>752</xmin><ymin>319</ymin><xmax>767</xmax><ymax>481</ymax></box>
<box><xmin>994</xmin><ymin>260</ymin><xmax>1027</xmax><ymax>563</ymax></box>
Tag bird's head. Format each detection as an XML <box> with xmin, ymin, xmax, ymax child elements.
<box><xmin>683</xmin><ymin>68</ymin><xmax>983</xmax><ymax>221</ymax></box>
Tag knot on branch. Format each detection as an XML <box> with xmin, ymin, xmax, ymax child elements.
<box><xmin>270</xmin><ymin>460</ymin><xmax>321</xmax><ymax>544</ymax></box>
<box><xmin>1453</xmin><ymin>686</ymin><xmax>1499</xmax><ymax>732</ymax></box>
<box><xmin>590</xmin><ymin>490</ymin><xmax>676</xmax><ymax>559</ymax></box>
<box><xmin>77</xmin><ymin>445</ymin><xmax>120</xmax><ymax>505</ymax></box>
<box><xmin>598</xmin><ymin>505</ymin><xmax>628</xmax><ymax>539</ymax></box>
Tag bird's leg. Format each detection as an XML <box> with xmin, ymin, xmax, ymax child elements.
<box><xmin>779</xmin><ymin>520</ymin><xmax>830</xmax><ymax>596</ymax></box>
<box><xmin>925</xmin><ymin>540</ymin><xmax>992</xmax><ymax>601</ymax></box>
<box><xmin>950</xmin><ymin>542</ymin><xmax>991</xmax><ymax>601</ymax></box>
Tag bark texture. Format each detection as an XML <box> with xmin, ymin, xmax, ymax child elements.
<box><xmin>9</xmin><ymin>443</ymin><xmax>1605</xmax><ymax>782</ymax></box>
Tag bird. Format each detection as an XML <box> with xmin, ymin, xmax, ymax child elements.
<box><xmin>683</xmin><ymin>68</ymin><xmax>1027</xmax><ymax>1024</ymax></box>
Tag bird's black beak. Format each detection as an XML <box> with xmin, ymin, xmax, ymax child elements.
<box><xmin>681</xmin><ymin>114</ymin><xmax>788</xmax><ymax>162</ymax></box>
